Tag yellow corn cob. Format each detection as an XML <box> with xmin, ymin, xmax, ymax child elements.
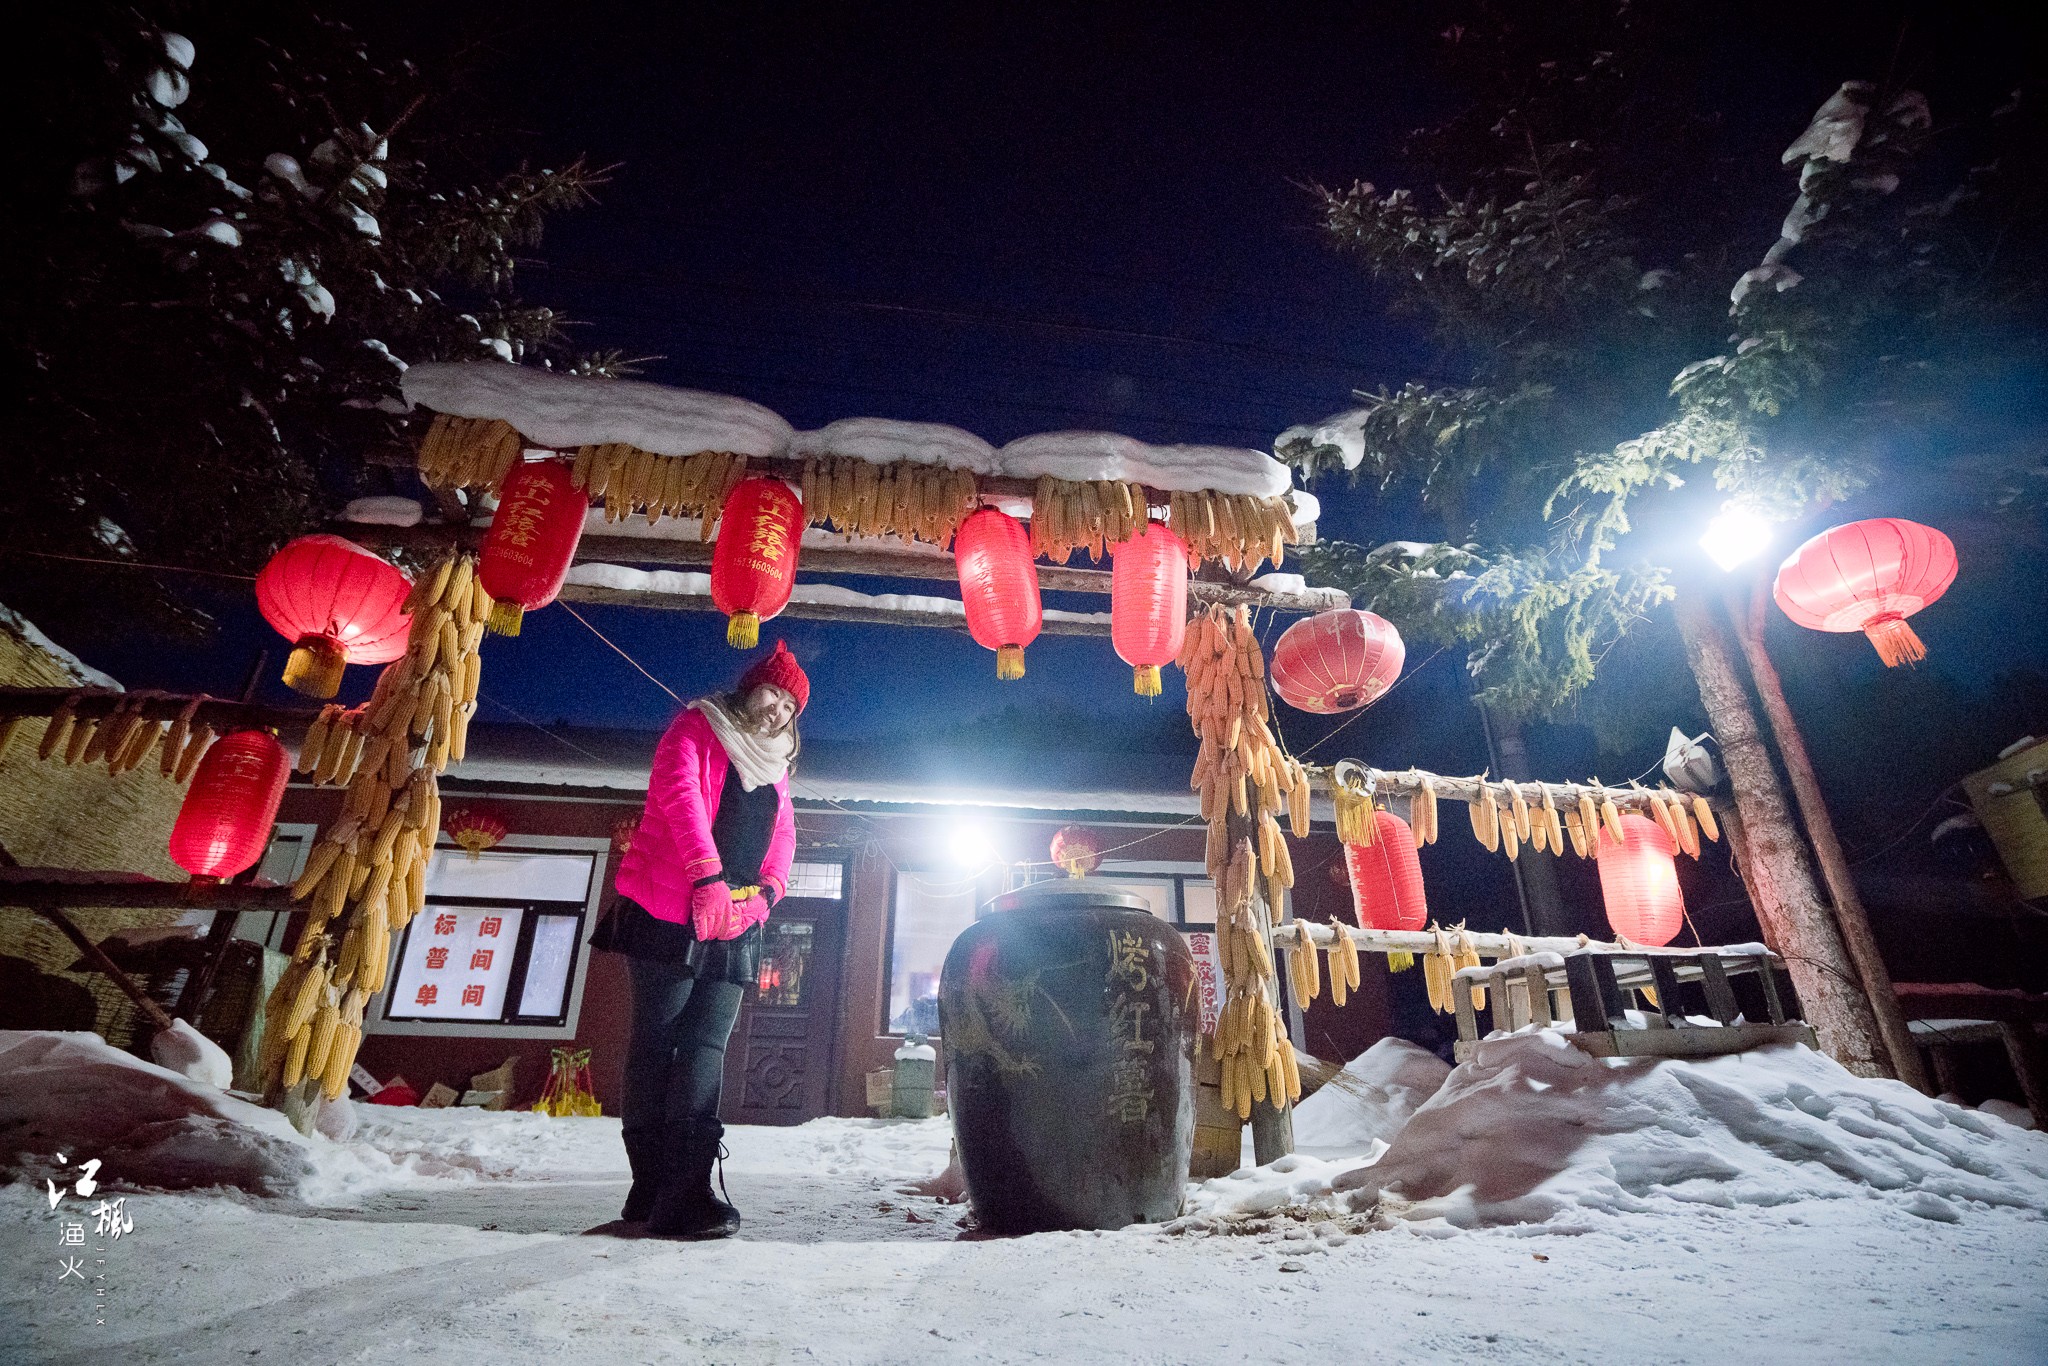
<box><xmin>1693</xmin><ymin>795</ymin><xmax>1721</xmax><ymax>842</ymax></box>
<box><xmin>1509</xmin><ymin>784</ymin><xmax>1532</xmax><ymax>841</ymax></box>
<box><xmin>321</xmin><ymin>1022</ymin><xmax>358</xmax><ymax>1100</ymax></box>
<box><xmin>281</xmin><ymin>1022</ymin><xmax>313</xmax><ymax>1089</ymax></box>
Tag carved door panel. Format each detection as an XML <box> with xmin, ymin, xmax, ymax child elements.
<box><xmin>720</xmin><ymin>893</ymin><xmax>843</xmax><ymax>1126</ymax></box>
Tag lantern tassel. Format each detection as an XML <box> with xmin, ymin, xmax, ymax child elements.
<box><xmin>727</xmin><ymin>611</ymin><xmax>761</xmax><ymax>650</ymax></box>
<box><xmin>1863</xmin><ymin>613</ymin><xmax>1927</xmax><ymax>668</ymax></box>
<box><xmin>1387</xmin><ymin>950</ymin><xmax>1415</xmax><ymax>973</ymax></box>
<box><xmin>282</xmin><ymin>635</ymin><xmax>348</xmax><ymax>700</ymax></box>
<box><xmin>996</xmin><ymin>645</ymin><xmax>1026</xmax><ymax>680</ymax></box>
<box><xmin>486</xmin><ymin>600</ymin><xmax>526</xmax><ymax>637</ymax></box>
<box><xmin>1132</xmin><ymin>664</ymin><xmax>1162</xmax><ymax>697</ymax></box>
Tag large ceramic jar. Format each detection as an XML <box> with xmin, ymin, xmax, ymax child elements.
<box><xmin>938</xmin><ymin>880</ymin><xmax>1198</xmax><ymax>1232</ymax></box>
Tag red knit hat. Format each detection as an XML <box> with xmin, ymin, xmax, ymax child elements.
<box><xmin>739</xmin><ymin>639</ymin><xmax>809</xmax><ymax>714</ymax></box>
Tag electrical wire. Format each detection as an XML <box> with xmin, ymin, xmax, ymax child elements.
<box><xmin>0</xmin><ymin>548</ymin><xmax>258</xmax><ymax>581</ymax></box>
<box><xmin>558</xmin><ymin>602</ymin><xmax>686</xmax><ymax>704</ymax></box>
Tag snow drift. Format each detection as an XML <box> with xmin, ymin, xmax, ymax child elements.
<box><xmin>1334</xmin><ymin>1032</ymin><xmax>2048</xmax><ymax>1228</ymax></box>
<box><xmin>1289</xmin><ymin>1037</ymin><xmax>1450</xmax><ymax>1151</ymax></box>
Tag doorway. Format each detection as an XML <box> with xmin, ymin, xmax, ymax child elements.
<box><xmin>720</xmin><ymin>862</ymin><xmax>846</xmax><ymax>1125</ymax></box>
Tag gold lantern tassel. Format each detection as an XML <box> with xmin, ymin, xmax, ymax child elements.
<box><xmin>486</xmin><ymin>599</ymin><xmax>526</xmax><ymax>637</ymax></box>
<box><xmin>1133</xmin><ymin>664</ymin><xmax>1162</xmax><ymax>697</ymax></box>
<box><xmin>997</xmin><ymin>645</ymin><xmax>1026</xmax><ymax>680</ymax></box>
<box><xmin>727</xmin><ymin>611</ymin><xmax>761</xmax><ymax>650</ymax></box>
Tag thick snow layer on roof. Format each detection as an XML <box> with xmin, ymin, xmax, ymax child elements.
<box><xmin>1331</xmin><ymin>1032</ymin><xmax>2048</xmax><ymax>1227</ymax></box>
<box><xmin>791</xmin><ymin>418</ymin><xmax>999</xmax><ymax>474</ymax></box>
<box><xmin>564</xmin><ymin>562</ymin><xmax>1111</xmax><ymax>626</ymax></box>
<box><xmin>341</xmin><ymin>495</ymin><xmax>424</xmax><ymax>527</ymax></box>
<box><xmin>401</xmin><ymin>362</ymin><xmax>792</xmax><ymax>460</ymax></box>
<box><xmin>1000</xmin><ymin>431</ymin><xmax>1292</xmax><ymax>497</ymax></box>
<box><xmin>1289</xmin><ymin>1038</ymin><xmax>1451</xmax><ymax>1152</ymax></box>
<box><xmin>0</xmin><ymin>605</ymin><xmax>120</xmax><ymax>689</ymax></box>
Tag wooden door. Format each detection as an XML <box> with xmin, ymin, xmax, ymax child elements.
<box><xmin>720</xmin><ymin>889</ymin><xmax>844</xmax><ymax>1125</ymax></box>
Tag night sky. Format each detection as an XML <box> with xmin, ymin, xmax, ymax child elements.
<box><xmin>75</xmin><ymin>3</ymin><xmax>2048</xmax><ymax>949</ymax></box>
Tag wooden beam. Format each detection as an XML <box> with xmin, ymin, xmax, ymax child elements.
<box><xmin>556</xmin><ymin>583</ymin><xmax>1113</xmax><ymax>637</ymax></box>
<box><xmin>0</xmin><ymin>871</ymin><xmax>302</xmax><ymax>914</ymax></box>
<box><xmin>0</xmin><ymin>687</ymin><xmax>322</xmax><ymax>732</ymax></box>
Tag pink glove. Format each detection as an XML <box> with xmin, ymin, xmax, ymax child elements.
<box><xmin>690</xmin><ymin>881</ymin><xmax>743</xmax><ymax>942</ymax></box>
<box><xmin>734</xmin><ymin>892</ymin><xmax>770</xmax><ymax>933</ymax></box>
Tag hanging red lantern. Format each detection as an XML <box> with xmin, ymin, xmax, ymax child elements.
<box><xmin>1345</xmin><ymin>810</ymin><xmax>1428</xmax><ymax>931</ymax></box>
<box><xmin>1772</xmin><ymin>518</ymin><xmax>1958</xmax><ymax>667</ymax></box>
<box><xmin>255</xmin><ymin>535</ymin><xmax>413</xmax><ymax>699</ymax></box>
<box><xmin>444</xmin><ymin>808</ymin><xmax>510</xmax><ymax>860</ymax></box>
<box><xmin>1049</xmin><ymin>825</ymin><xmax>1103</xmax><ymax>878</ymax></box>
<box><xmin>1271</xmin><ymin>609</ymin><xmax>1406</xmax><ymax>714</ymax></box>
<box><xmin>168</xmin><ymin>730</ymin><xmax>290</xmax><ymax>883</ymax></box>
<box><xmin>955</xmin><ymin>508</ymin><xmax>1041</xmax><ymax>680</ymax></box>
<box><xmin>479</xmin><ymin>459</ymin><xmax>589</xmax><ymax>637</ymax></box>
<box><xmin>1595</xmin><ymin>813</ymin><xmax>1685</xmax><ymax>947</ymax></box>
<box><xmin>1110</xmin><ymin>521</ymin><xmax>1188</xmax><ymax>697</ymax></box>
<box><xmin>710</xmin><ymin>477</ymin><xmax>804</xmax><ymax>649</ymax></box>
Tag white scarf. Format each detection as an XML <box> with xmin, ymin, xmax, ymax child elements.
<box><xmin>689</xmin><ymin>698</ymin><xmax>793</xmax><ymax>791</ymax></box>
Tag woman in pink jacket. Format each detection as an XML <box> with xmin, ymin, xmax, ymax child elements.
<box><xmin>592</xmin><ymin>640</ymin><xmax>807</xmax><ymax>1239</ymax></box>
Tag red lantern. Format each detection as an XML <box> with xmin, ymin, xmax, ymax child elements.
<box><xmin>711</xmin><ymin>477</ymin><xmax>804</xmax><ymax>649</ymax></box>
<box><xmin>1110</xmin><ymin>522</ymin><xmax>1188</xmax><ymax>697</ymax></box>
<box><xmin>256</xmin><ymin>535</ymin><xmax>413</xmax><ymax>699</ymax></box>
<box><xmin>1772</xmin><ymin>518</ymin><xmax>1958</xmax><ymax>667</ymax></box>
<box><xmin>479</xmin><ymin>460</ymin><xmax>588</xmax><ymax>637</ymax></box>
<box><xmin>1595</xmin><ymin>813</ymin><xmax>1685</xmax><ymax>947</ymax></box>
<box><xmin>1345</xmin><ymin>810</ymin><xmax>1428</xmax><ymax>931</ymax></box>
<box><xmin>444</xmin><ymin>808</ymin><xmax>509</xmax><ymax>860</ymax></box>
<box><xmin>168</xmin><ymin>730</ymin><xmax>290</xmax><ymax>882</ymax></box>
<box><xmin>1050</xmin><ymin>825</ymin><xmax>1103</xmax><ymax>878</ymax></box>
<box><xmin>955</xmin><ymin>508</ymin><xmax>1041</xmax><ymax>680</ymax></box>
<box><xmin>1271</xmin><ymin>609</ymin><xmax>1405</xmax><ymax>714</ymax></box>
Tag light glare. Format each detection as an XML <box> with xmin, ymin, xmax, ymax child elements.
<box><xmin>1700</xmin><ymin>507</ymin><xmax>1774</xmax><ymax>572</ymax></box>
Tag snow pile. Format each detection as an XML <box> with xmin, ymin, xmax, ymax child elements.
<box><xmin>0</xmin><ymin>605</ymin><xmax>120</xmax><ymax>689</ymax></box>
<box><xmin>1290</xmin><ymin>1038</ymin><xmax>1450</xmax><ymax>1151</ymax></box>
<box><xmin>350</xmin><ymin>1104</ymin><xmax>629</xmax><ymax>1181</ymax></box>
<box><xmin>341</xmin><ymin>495</ymin><xmax>424</xmax><ymax>527</ymax></box>
<box><xmin>147</xmin><ymin>1020</ymin><xmax>232</xmax><ymax>1090</ymax></box>
<box><xmin>792</xmin><ymin>418</ymin><xmax>999</xmax><ymax>474</ymax></box>
<box><xmin>402</xmin><ymin>362</ymin><xmax>793</xmax><ymax>461</ymax></box>
<box><xmin>1332</xmin><ymin>1032</ymin><xmax>2048</xmax><ymax>1228</ymax></box>
<box><xmin>1000</xmin><ymin>431</ymin><xmax>1291</xmax><ymax>497</ymax></box>
<box><xmin>1276</xmin><ymin>410</ymin><xmax>1372</xmax><ymax>472</ymax></box>
<box><xmin>565</xmin><ymin>562</ymin><xmax>1112</xmax><ymax>626</ymax></box>
<box><xmin>1180</xmin><ymin>1150</ymin><xmax>1378</xmax><ymax>1221</ymax></box>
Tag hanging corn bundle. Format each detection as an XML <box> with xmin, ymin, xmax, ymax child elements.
<box><xmin>800</xmin><ymin>457</ymin><xmax>980</xmax><ymax>548</ymax></box>
<box><xmin>1163</xmin><ymin>488</ymin><xmax>1298</xmax><ymax>574</ymax></box>
<box><xmin>259</xmin><ymin>551</ymin><xmax>490</xmax><ymax>1104</ymax></box>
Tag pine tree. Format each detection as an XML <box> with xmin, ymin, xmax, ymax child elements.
<box><xmin>5</xmin><ymin>7</ymin><xmax>630</xmax><ymax>639</ymax></box>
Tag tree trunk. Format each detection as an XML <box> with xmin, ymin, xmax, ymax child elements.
<box><xmin>1672</xmin><ymin>593</ymin><xmax>1890</xmax><ymax>1077</ymax></box>
<box><xmin>1731</xmin><ymin>583</ymin><xmax>1930</xmax><ymax>1092</ymax></box>
<box><xmin>1484</xmin><ymin>708</ymin><xmax>1568</xmax><ymax>935</ymax></box>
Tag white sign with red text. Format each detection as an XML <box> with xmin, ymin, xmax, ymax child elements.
<box><xmin>387</xmin><ymin>906</ymin><xmax>525</xmax><ymax>1021</ymax></box>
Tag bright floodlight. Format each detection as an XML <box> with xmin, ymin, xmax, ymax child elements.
<box><xmin>1701</xmin><ymin>506</ymin><xmax>1774</xmax><ymax>572</ymax></box>
<box><xmin>947</xmin><ymin>820</ymin><xmax>998</xmax><ymax>869</ymax></box>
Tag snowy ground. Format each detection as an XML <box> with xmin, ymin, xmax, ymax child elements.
<box><xmin>6</xmin><ymin>1030</ymin><xmax>2048</xmax><ymax>1364</ymax></box>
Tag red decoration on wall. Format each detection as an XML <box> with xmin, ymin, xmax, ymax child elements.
<box><xmin>1772</xmin><ymin>518</ymin><xmax>1958</xmax><ymax>667</ymax></box>
<box><xmin>1595</xmin><ymin>813</ymin><xmax>1685</xmax><ymax>947</ymax></box>
<box><xmin>955</xmin><ymin>508</ymin><xmax>1042</xmax><ymax>680</ymax></box>
<box><xmin>444</xmin><ymin>808</ymin><xmax>509</xmax><ymax>860</ymax></box>
<box><xmin>1344</xmin><ymin>810</ymin><xmax>1428</xmax><ymax>932</ymax></box>
<box><xmin>479</xmin><ymin>459</ymin><xmax>588</xmax><ymax>636</ymax></box>
<box><xmin>1271</xmin><ymin>609</ymin><xmax>1406</xmax><ymax>714</ymax></box>
<box><xmin>611</xmin><ymin>815</ymin><xmax>641</xmax><ymax>857</ymax></box>
<box><xmin>711</xmin><ymin>477</ymin><xmax>804</xmax><ymax>649</ymax></box>
<box><xmin>168</xmin><ymin>730</ymin><xmax>290</xmax><ymax>882</ymax></box>
<box><xmin>255</xmin><ymin>536</ymin><xmax>413</xmax><ymax>698</ymax></box>
<box><xmin>1110</xmin><ymin>521</ymin><xmax>1189</xmax><ymax>697</ymax></box>
<box><xmin>1049</xmin><ymin>825</ymin><xmax>1103</xmax><ymax>878</ymax></box>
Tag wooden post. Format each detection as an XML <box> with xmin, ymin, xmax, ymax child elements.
<box><xmin>1731</xmin><ymin>581</ymin><xmax>1930</xmax><ymax>1093</ymax></box>
<box><xmin>1673</xmin><ymin>592</ymin><xmax>1891</xmax><ymax>1077</ymax></box>
<box><xmin>1998</xmin><ymin>1023</ymin><xmax>2048</xmax><ymax>1129</ymax></box>
<box><xmin>1248</xmin><ymin>879</ymin><xmax>1294</xmax><ymax>1165</ymax></box>
<box><xmin>30</xmin><ymin>906</ymin><xmax>176</xmax><ymax>1035</ymax></box>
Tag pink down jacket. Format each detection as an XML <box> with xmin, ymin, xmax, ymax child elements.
<box><xmin>615</xmin><ymin>708</ymin><xmax>796</xmax><ymax>925</ymax></box>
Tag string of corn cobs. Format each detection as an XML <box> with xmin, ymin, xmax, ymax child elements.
<box><xmin>803</xmin><ymin>458</ymin><xmax>980</xmax><ymax>549</ymax></box>
<box><xmin>1165</xmin><ymin>488</ymin><xmax>1297</xmax><ymax>575</ymax></box>
<box><xmin>260</xmin><ymin>552</ymin><xmax>488</xmax><ymax>1101</ymax></box>
<box><xmin>4</xmin><ymin>689</ymin><xmax>217</xmax><ymax>782</ymax></box>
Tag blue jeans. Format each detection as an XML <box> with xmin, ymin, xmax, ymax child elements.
<box><xmin>622</xmin><ymin>956</ymin><xmax>744</xmax><ymax>1139</ymax></box>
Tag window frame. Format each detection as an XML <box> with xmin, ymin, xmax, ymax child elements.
<box><xmin>880</xmin><ymin>864</ymin><xmax>1004</xmax><ymax>1038</ymax></box>
<box><xmin>363</xmin><ymin>834</ymin><xmax>610</xmax><ymax>1041</ymax></box>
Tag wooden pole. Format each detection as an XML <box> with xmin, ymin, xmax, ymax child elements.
<box><xmin>1673</xmin><ymin>592</ymin><xmax>1891</xmax><ymax>1077</ymax></box>
<box><xmin>29</xmin><ymin>906</ymin><xmax>177</xmax><ymax>1035</ymax></box>
<box><xmin>1732</xmin><ymin>581</ymin><xmax>1931</xmax><ymax>1093</ymax></box>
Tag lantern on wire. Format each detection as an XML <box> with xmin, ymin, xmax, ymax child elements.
<box><xmin>1595</xmin><ymin>813</ymin><xmax>1685</xmax><ymax>947</ymax></box>
<box><xmin>444</xmin><ymin>808</ymin><xmax>509</xmax><ymax>860</ymax></box>
<box><xmin>255</xmin><ymin>536</ymin><xmax>414</xmax><ymax>699</ymax></box>
<box><xmin>1772</xmin><ymin>517</ymin><xmax>1958</xmax><ymax>667</ymax></box>
<box><xmin>168</xmin><ymin>730</ymin><xmax>291</xmax><ymax>883</ymax></box>
<box><xmin>1050</xmin><ymin>824</ymin><xmax>1103</xmax><ymax>878</ymax></box>
<box><xmin>955</xmin><ymin>508</ymin><xmax>1042</xmax><ymax>680</ymax></box>
<box><xmin>479</xmin><ymin>459</ymin><xmax>589</xmax><ymax>636</ymax></box>
<box><xmin>1110</xmin><ymin>521</ymin><xmax>1188</xmax><ymax>696</ymax></box>
<box><xmin>710</xmin><ymin>477</ymin><xmax>804</xmax><ymax>649</ymax></box>
<box><xmin>1271</xmin><ymin>609</ymin><xmax>1405</xmax><ymax>714</ymax></box>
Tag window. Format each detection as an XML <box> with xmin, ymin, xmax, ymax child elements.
<box><xmin>381</xmin><ymin>847</ymin><xmax>597</xmax><ymax>1029</ymax></box>
<box><xmin>756</xmin><ymin>921</ymin><xmax>815</xmax><ymax>1007</ymax></box>
<box><xmin>885</xmin><ymin>871</ymin><xmax>992</xmax><ymax>1036</ymax></box>
<box><xmin>783</xmin><ymin>861</ymin><xmax>846</xmax><ymax>900</ymax></box>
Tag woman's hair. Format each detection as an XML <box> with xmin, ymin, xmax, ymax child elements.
<box><xmin>718</xmin><ymin>687</ymin><xmax>801</xmax><ymax>772</ymax></box>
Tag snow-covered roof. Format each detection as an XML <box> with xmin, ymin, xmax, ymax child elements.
<box><xmin>791</xmin><ymin>418</ymin><xmax>999</xmax><ymax>475</ymax></box>
<box><xmin>998</xmin><ymin>432</ymin><xmax>1290</xmax><ymax>498</ymax></box>
<box><xmin>0</xmin><ymin>604</ymin><xmax>120</xmax><ymax>690</ymax></box>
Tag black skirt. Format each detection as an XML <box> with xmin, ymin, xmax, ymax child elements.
<box><xmin>589</xmin><ymin>895</ymin><xmax>764</xmax><ymax>987</ymax></box>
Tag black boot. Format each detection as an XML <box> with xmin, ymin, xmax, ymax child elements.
<box><xmin>620</xmin><ymin>1129</ymin><xmax>659</xmax><ymax>1223</ymax></box>
<box><xmin>646</xmin><ymin>1119</ymin><xmax>742</xmax><ymax>1240</ymax></box>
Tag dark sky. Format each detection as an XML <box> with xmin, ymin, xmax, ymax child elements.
<box><xmin>77</xmin><ymin>1</ymin><xmax>2048</xmax><ymax>875</ymax></box>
